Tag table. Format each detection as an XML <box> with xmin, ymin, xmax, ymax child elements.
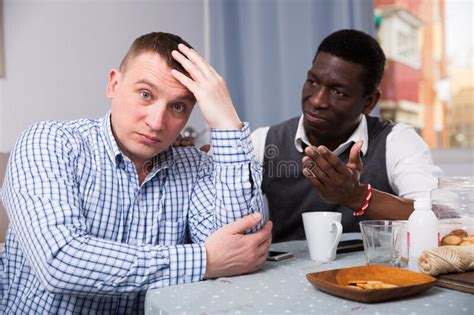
<box><xmin>145</xmin><ymin>241</ymin><xmax>473</xmax><ymax>314</ymax></box>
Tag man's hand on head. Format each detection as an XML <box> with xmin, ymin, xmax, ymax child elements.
<box><xmin>170</xmin><ymin>44</ymin><xmax>242</xmax><ymax>130</ymax></box>
<box><xmin>302</xmin><ymin>141</ymin><xmax>367</xmax><ymax>210</ymax></box>
<box><xmin>203</xmin><ymin>213</ymin><xmax>273</xmax><ymax>279</ymax></box>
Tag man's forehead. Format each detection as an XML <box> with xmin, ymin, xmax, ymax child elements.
<box><xmin>137</xmin><ymin>78</ymin><xmax>195</xmax><ymax>101</ymax></box>
<box><xmin>313</xmin><ymin>53</ymin><xmax>364</xmax><ymax>72</ymax></box>
<box><xmin>125</xmin><ymin>53</ymin><xmax>195</xmax><ymax>100</ymax></box>
<box><xmin>310</xmin><ymin>53</ymin><xmax>365</xmax><ymax>83</ymax></box>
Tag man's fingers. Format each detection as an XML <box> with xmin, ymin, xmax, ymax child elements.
<box><xmin>302</xmin><ymin>155</ymin><xmax>331</xmax><ymax>184</ymax></box>
<box><xmin>177</xmin><ymin>44</ymin><xmax>214</xmax><ymax>77</ymax></box>
<box><xmin>226</xmin><ymin>212</ymin><xmax>262</xmax><ymax>234</ymax></box>
<box><xmin>302</xmin><ymin>156</ymin><xmax>316</xmax><ymax>173</ymax></box>
<box><xmin>316</xmin><ymin>146</ymin><xmax>351</xmax><ymax>176</ymax></box>
<box><xmin>171</xmin><ymin>50</ymin><xmax>205</xmax><ymax>82</ymax></box>
<box><xmin>305</xmin><ymin>155</ymin><xmax>334</xmax><ymax>179</ymax></box>
<box><xmin>260</xmin><ymin>231</ymin><xmax>273</xmax><ymax>253</ymax></box>
<box><xmin>304</xmin><ymin>146</ymin><xmax>339</xmax><ymax>178</ymax></box>
<box><xmin>243</xmin><ymin>220</ymin><xmax>272</xmax><ymax>247</ymax></box>
<box><xmin>255</xmin><ymin>221</ymin><xmax>273</xmax><ymax>246</ymax></box>
<box><xmin>303</xmin><ymin>166</ymin><xmax>327</xmax><ymax>193</ymax></box>
<box><xmin>304</xmin><ymin>146</ymin><xmax>319</xmax><ymax>159</ymax></box>
<box><xmin>170</xmin><ymin>69</ymin><xmax>197</xmax><ymax>92</ymax></box>
<box><xmin>177</xmin><ymin>43</ymin><xmax>208</xmax><ymax>66</ymax></box>
<box><xmin>255</xmin><ymin>247</ymin><xmax>271</xmax><ymax>271</ymax></box>
<box><xmin>254</xmin><ymin>231</ymin><xmax>272</xmax><ymax>270</ymax></box>
<box><xmin>347</xmin><ymin>141</ymin><xmax>363</xmax><ymax>171</ymax></box>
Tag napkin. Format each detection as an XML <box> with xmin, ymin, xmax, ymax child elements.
<box><xmin>417</xmin><ymin>245</ymin><xmax>474</xmax><ymax>276</ymax></box>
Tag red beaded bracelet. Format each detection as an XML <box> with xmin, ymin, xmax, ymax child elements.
<box><xmin>353</xmin><ymin>184</ymin><xmax>372</xmax><ymax>216</ymax></box>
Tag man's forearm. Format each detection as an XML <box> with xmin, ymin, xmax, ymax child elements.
<box><xmin>6</xmin><ymin>198</ymin><xmax>206</xmax><ymax>297</ymax></box>
<box><xmin>210</xmin><ymin>124</ymin><xmax>265</xmax><ymax>231</ymax></box>
<box><xmin>363</xmin><ymin>189</ymin><xmax>414</xmax><ymax>220</ymax></box>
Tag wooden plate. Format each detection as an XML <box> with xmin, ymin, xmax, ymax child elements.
<box><xmin>306</xmin><ymin>265</ymin><xmax>437</xmax><ymax>303</ymax></box>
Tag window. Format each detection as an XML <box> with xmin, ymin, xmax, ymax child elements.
<box><xmin>395</xmin><ymin>25</ymin><xmax>419</xmax><ymax>67</ymax></box>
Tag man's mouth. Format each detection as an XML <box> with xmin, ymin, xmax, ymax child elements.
<box><xmin>138</xmin><ymin>133</ymin><xmax>161</xmax><ymax>144</ymax></box>
<box><xmin>304</xmin><ymin>111</ymin><xmax>329</xmax><ymax>123</ymax></box>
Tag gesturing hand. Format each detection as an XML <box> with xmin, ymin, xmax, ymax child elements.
<box><xmin>204</xmin><ymin>213</ymin><xmax>273</xmax><ymax>279</ymax></box>
<box><xmin>170</xmin><ymin>43</ymin><xmax>242</xmax><ymax>130</ymax></box>
<box><xmin>302</xmin><ymin>141</ymin><xmax>367</xmax><ymax>210</ymax></box>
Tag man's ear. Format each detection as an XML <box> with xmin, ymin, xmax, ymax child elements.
<box><xmin>362</xmin><ymin>89</ymin><xmax>381</xmax><ymax>115</ymax></box>
<box><xmin>106</xmin><ymin>69</ymin><xmax>121</xmax><ymax>99</ymax></box>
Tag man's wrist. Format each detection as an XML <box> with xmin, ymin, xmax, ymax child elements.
<box><xmin>350</xmin><ymin>184</ymin><xmax>373</xmax><ymax>216</ymax></box>
<box><xmin>209</xmin><ymin>120</ymin><xmax>243</xmax><ymax>130</ymax></box>
<box><xmin>202</xmin><ymin>242</ymin><xmax>212</xmax><ymax>279</ymax></box>
<box><xmin>346</xmin><ymin>184</ymin><xmax>369</xmax><ymax>211</ymax></box>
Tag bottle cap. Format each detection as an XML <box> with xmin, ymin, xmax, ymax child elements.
<box><xmin>414</xmin><ymin>198</ymin><xmax>432</xmax><ymax>210</ymax></box>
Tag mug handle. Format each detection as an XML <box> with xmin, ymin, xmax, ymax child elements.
<box><xmin>329</xmin><ymin>221</ymin><xmax>343</xmax><ymax>256</ymax></box>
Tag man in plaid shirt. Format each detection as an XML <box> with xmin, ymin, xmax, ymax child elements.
<box><xmin>0</xmin><ymin>32</ymin><xmax>272</xmax><ymax>314</ymax></box>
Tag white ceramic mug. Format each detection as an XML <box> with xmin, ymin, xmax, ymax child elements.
<box><xmin>302</xmin><ymin>212</ymin><xmax>343</xmax><ymax>262</ymax></box>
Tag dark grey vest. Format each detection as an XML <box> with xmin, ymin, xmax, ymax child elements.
<box><xmin>262</xmin><ymin>115</ymin><xmax>395</xmax><ymax>242</ymax></box>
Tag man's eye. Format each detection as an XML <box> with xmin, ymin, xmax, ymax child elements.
<box><xmin>140</xmin><ymin>91</ymin><xmax>151</xmax><ymax>100</ymax></box>
<box><xmin>172</xmin><ymin>103</ymin><xmax>185</xmax><ymax>113</ymax></box>
<box><xmin>306</xmin><ymin>79</ymin><xmax>319</xmax><ymax>87</ymax></box>
<box><xmin>331</xmin><ymin>89</ymin><xmax>344</xmax><ymax>97</ymax></box>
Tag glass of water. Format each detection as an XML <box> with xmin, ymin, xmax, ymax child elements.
<box><xmin>359</xmin><ymin>220</ymin><xmax>405</xmax><ymax>267</ymax></box>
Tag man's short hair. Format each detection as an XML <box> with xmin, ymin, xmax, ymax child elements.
<box><xmin>120</xmin><ymin>32</ymin><xmax>192</xmax><ymax>77</ymax></box>
<box><xmin>315</xmin><ymin>29</ymin><xmax>386</xmax><ymax>95</ymax></box>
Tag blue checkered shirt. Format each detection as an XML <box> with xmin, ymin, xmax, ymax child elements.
<box><xmin>0</xmin><ymin>112</ymin><xmax>263</xmax><ymax>314</ymax></box>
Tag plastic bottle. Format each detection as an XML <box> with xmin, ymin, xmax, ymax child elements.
<box><xmin>407</xmin><ymin>198</ymin><xmax>439</xmax><ymax>272</ymax></box>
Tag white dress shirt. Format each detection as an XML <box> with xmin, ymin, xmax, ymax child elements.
<box><xmin>251</xmin><ymin>114</ymin><xmax>443</xmax><ymax>199</ymax></box>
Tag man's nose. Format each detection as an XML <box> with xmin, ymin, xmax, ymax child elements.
<box><xmin>308</xmin><ymin>87</ymin><xmax>329</xmax><ymax>109</ymax></box>
<box><xmin>146</xmin><ymin>103</ymin><xmax>167</xmax><ymax>131</ymax></box>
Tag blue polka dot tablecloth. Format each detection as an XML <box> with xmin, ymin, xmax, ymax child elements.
<box><xmin>145</xmin><ymin>240</ymin><xmax>473</xmax><ymax>315</ymax></box>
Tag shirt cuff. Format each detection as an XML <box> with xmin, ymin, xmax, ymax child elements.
<box><xmin>210</xmin><ymin>122</ymin><xmax>255</xmax><ymax>164</ymax></box>
<box><xmin>167</xmin><ymin>243</ymin><xmax>207</xmax><ymax>285</ymax></box>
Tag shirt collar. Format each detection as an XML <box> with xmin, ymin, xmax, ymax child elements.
<box><xmin>294</xmin><ymin>114</ymin><xmax>369</xmax><ymax>156</ymax></box>
<box><xmin>100</xmin><ymin>111</ymin><xmax>174</xmax><ymax>172</ymax></box>
<box><xmin>101</xmin><ymin>111</ymin><xmax>123</xmax><ymax>165</ymax></box>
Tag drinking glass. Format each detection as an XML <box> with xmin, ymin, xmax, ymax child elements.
<box><xmin>359</xmin><ymin>220</ymin><xmax>404</xmax><ymax>267</ymax></box>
